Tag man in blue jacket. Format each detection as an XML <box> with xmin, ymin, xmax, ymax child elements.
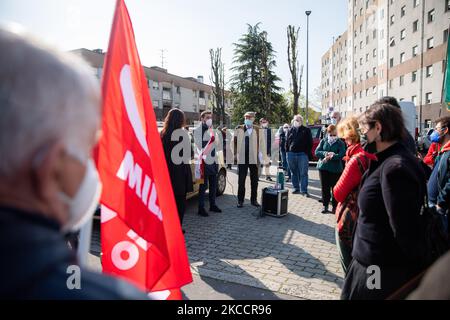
<box><xmin>428</xmin><ymin>116</ymin><xmax>450</xmax><ymax>233</ymax></box>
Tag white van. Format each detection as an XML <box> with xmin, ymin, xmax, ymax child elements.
<box><xmin>399</xmin><ymin>101</ymin><xmax>417</xmax><ymax>138</ymax></box>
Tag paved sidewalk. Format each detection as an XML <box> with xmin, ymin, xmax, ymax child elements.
<box><xmin>88</xmin><ymin>166</ymin><xmax>344</xmax><ymax>300</ymax></box>
<box><xmin>183</xmin><ymin>166</ymin><xmax>344</xmax><ymax>300</ymax></box>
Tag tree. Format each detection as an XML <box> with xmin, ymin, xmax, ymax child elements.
<box><xmin>287</xmin><ymin>25</ymin><xmax>303</xmax><ymax>116</ymax></box>
<box><xmin>231</xmin><ymin>23</ymin><xmax>284</xmax><ymax>125</ymax></box>
<box><xmin>209</xmin><ymin>48</ymin><xmax>226</xmax><ymax>125</ymax></box>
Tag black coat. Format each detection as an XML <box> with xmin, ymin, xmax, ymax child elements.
<box><xmin>353</xmin><ymin>143</ymin><xmax>427</xmax><ymax>268</ymax></box>
<box><xmin>0</xmin><ymin>207</ymin><xmax>148</xmax><ymax>300</ymax></box>
<box><xmin>162</xmin><ymin>129</ymin><xmax>194</xmax><ymax>196</ymax></box>
<box><xmin>286</xmin><ymin>125</ymin><xmax>313</xmax><ymax>155</ymax></box>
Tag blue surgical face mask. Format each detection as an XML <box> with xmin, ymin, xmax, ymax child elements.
<box><xmin>429</xmin><ymin>129</ymin><xmax>446</xmax><ymax>144</ymax></box>
<box><xmin>330</xmin><ymin>118</ymin><xmax>337</xmax><ymax>125</ymax></box>
<box><xmin>245</xmin><ymin>119</ymin><xmax>253</xmax><ymax>127</ymax></box>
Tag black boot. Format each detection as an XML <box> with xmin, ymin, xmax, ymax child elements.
<box><xmin>198</xmin><ymin>208</ymin><xmax>209</xmax><ymax>217</ymax></box>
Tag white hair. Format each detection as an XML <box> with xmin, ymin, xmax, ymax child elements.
<box><xmin>294</xmin><ymin>114</ymin><xmax>304</xmax><ymax>123</ymax></box>
<box><xmin>0</xmin><ymin>28</ymin><xmax>100</xmax><ymax>177</ymax></box>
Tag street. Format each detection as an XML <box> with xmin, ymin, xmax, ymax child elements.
<box><xmin>88</xmin><ymin>166</ymin><xmax>343</xmax><ymax>300</ymax></box>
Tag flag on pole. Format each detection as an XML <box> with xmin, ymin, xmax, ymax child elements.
<box><xmin>444</xmin><ymin>31</ymin><xmax>450</xmax><ymax>111</ymax></box>
<box><xmin>96</xmin><ymin>0</ymin><xmax>192</xmax><ymax>299</ymax></box>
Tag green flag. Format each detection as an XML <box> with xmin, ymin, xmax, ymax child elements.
<box><xmin>445</xmin><ymin>33</ymin><xmax>450</xmax><ymax>111</ymax></box>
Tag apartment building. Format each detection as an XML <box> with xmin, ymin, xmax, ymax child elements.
<box><xmin>322</xmin><ymin>0</ymin><xmax>450</xmax><ymax>128</ymax></box>
<box><xmin>71</xmin><ymin>48</ymin><xmax>232</xmax><ymax>124</ymax></box>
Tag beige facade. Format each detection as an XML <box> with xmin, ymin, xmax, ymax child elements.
<box><xmin>321</xmin><ymin>0</ymin><xmax>450</xmax><ymax>128</ymax></box>
<box><xmin>71</xmin><ymin>48</ymin><xmax>233</xmax><ymax>124</ymax></box>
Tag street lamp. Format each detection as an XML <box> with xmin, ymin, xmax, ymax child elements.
<box><xmin>305</xmin><ymin>10</ymin><xmax>311</xmax><ymax>125</ymax></box>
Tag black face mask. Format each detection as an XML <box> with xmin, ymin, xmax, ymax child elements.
<box><xmin>363</xmin><ymin>141</ymin><xmax>377</xmax><ymax>154</ymax></box>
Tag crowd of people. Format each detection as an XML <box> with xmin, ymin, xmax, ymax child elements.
<box><xmin>1</xmin><ymin>27</ymin><xmax>449</xmax><ymax>300</ymax></box>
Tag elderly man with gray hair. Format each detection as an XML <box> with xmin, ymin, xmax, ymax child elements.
<box><xmin>0</xmin><ymin>28</ymin><xmax>146</xmax><ymax>299</ymax></box>
<box><xmin>285</xmin><ymin>114</ymin><xmax>313</xmax><ymax>196</ymax></box>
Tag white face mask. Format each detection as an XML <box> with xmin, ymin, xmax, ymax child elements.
<box><xmin>293</xmin><ymin>121</ymin><xmax>300</xmax><ymax>128</ymax></box>
<box><xmin>60</xmin><ymin>159</ymin><xmax>102</xmax><ymax>232</ymax></box>
<box><xmin>262</xmin><ymin>123</ymin><xmax>268</xmax><ymax>128</ymax></box>
<box><xmin>328</xmin><ymin>136</ymin><xmax>338</xmax><ymax>145</ymax></box>
<box><xmin>205</xmin><ymin>119</ymin><xmax>213</xmax><ymax>128</ymax></box>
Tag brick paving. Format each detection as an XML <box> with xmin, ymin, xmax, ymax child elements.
<box><xmin>183</xmin><ymin>166</ymin><xmax>344</xmax><ymax>300</ymax></box>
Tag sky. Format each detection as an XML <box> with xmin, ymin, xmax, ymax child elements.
<box><xmin>0</xmin><ymin>0</ymin><xmax>347</xmax><ymax>108</ymax></box>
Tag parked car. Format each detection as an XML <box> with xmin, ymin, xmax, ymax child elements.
<box><xmin>308</xmin><ymin>125</ymin><xmax>323</xmax><ymax>162</ymax></box>
<box><xmin>417</xmin><ymin>128</ymin><xmax>434</xmax><ymax>153</ymax></box>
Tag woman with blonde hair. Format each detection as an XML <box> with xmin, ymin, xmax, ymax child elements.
<box><xmin>333</xmin><ymin>117</ymin><xmax>376</xmax><ymax>274</ymax></box>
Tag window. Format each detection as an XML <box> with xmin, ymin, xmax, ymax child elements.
<box><xmin>412</xmin><ymin>71</ymin><xmax>418</xmax><ymax>82</ymax></box>
<box><xmin>152</xmin><ymin>81</ymin><xmax>159</xmax><ymax>90</ymax></box>
<box><xmin>426</xmin><ymin>92</ymin><xmax>432</xmax><ymax>104</ymax></box>
<box><xmin>366</xmin><ymin>88</ymin><xmax>369</xmax><ymax>96</ymax></box>
<box><xmin>413</xmin><ymin>20</ymin><xmax>419</xmax><ymax>33</ymax></box>
<box><xmin>366</xmin><ymin>71</ymin><xmax>369</xmax><ymax>79</ymax></box>
<box><xmin>412</xmin><ymin>96</ymin><xmax>417</xmax><ymax>105</ymax></box>
<box><xmin>373</xmin><ymin>29</ymin><xmax>377</xmax><ymax>39</ymax></box>
<box><xmin>381</xmin><ymin>9</ymin><xmax>384</xmax><ymax>19</ymax></box>
<box><xmin>400</xmin><ymin>52</ymin><xmax>406</xmax><ymax>63</ymax></box>
<box><xmin>373</xmin><ymin>48</ymin><xmax>377</xmax><ymax>57</ymax></box>
<box><xmin>426</xmin><ymin>65</ymin><xmax>433</xmax><ymax>77</ymax></box>
<box><xmin>390</xmin><ymin>58</ymin><xmax>394</xmax><ymax>67</ymax></box>
<box><xmin>401</xmin><ymin>6</ymin><xmax>406</xmax><ymax>17</ymax></box>
<box><xmin>366</xmin><ymin>35</ymin><xmax>369</xmax><ymax>44</ymax></box>
<box><xmin>366</xmin><ymin>53</ymin><xmax>369</xmax><ymax>62</ymax></box>
<box><xmin>412</xmin><ymin>45</ymin><xmax>419</xmax><ymax>57</ymax></box>
<box><xmin>428</xmin><ymin>9</ymin><xmax>435</xmax><ymax>23</ymax></box>
<box><xmin>176</xmin><ymin>86</ymin><xmax>181</xmax><ymax>94</ymax></box>
<box><xmin>400</xmin><ymin>29</ymin><xmax>406</xmax><ymax>40</ymax></box>
<box><xmin>360</xmin><ymin>8</ymin><xmax>363</xmax><ymax>16</ymax></box>
<box><xmin>444</xmin><ymin>29</ymin><xmax>449</xmax><ymax>43</ymax></box>
<box><xmin>427</xmin><ymin>37</ymin><xmax>434</xmax><ymax>49</ymax></box>
<box><xmin>373</xmin><ymin>67</ymin><xmax>377</xmax><ymax>76</ymax></box>
<box><xmin>360</xmin><ymin>57</ymin><xmax>363</xmax><ymax>65</ymax></box>
<box><xmin>153</xmin><ymin>100</ymin><xmax>159</xmax><ymax>108</ymax></box>
<box><xmin>447</xmin><ymin>0</ymin><xmax>450</xmax><ymax>12</ymax></box>
<box><xmin>390</xmin><ymin>36</ymin><xmax>396</xmax><ymax>47</ymax></box>
<box><xmin>400</xmin><ymin>75</ymin><xmax>404</xmax><ymax>86</ymax></box>
<box><xmin>360</xmin><ymin>41</ymin><xmax>363</xmax><ymax>49</ymax></box>
<box><xmin>414</xmin><ymin>0</ymin><xmax>420</xmax><ymax>8</ymax></box>
<box><xmin>390</xmin><ymin>15</ymin><xmax>395</xmax><ymax>25</ymax></box>
<box><xmin>380</xmin><ymin>29</ymin><xmax>384</xmax><ymax>39</ymax></box>
<box><xmin>389</xmin><ymin>79</ymin><xmax>393</xmax><ymax>89</ymax></box>
<box><xmin>373</xmin><ymin>86</ymin><xmax>377</xmax><ymax>95</ymax></box>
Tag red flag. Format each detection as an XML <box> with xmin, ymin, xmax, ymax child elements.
<box><xmin>96</xmin><ymin>0</ymin><xmax>192</xmax><ymax>298</ymax></box>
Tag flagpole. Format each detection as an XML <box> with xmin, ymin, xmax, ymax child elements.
<box><xmin>440</xmin><ymin>25</ymin><xmax>450</xmax><ymax>117</ymax></box>
<box><xmin>77</xmin><ymin>219</ymin><xmax>93</xmax><ymax>267</ymax></box>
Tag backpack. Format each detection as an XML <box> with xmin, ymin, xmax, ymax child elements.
<box><xmin>336</xmin><ymin>155</ymin><xmax>368</xmax><ymax>248</ymax></box>
<box><xmin>419</xmin><ymin>193</ymin><xmax>450</xmax><ymax>267</ymax></box>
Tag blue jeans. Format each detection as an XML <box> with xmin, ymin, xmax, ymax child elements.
<box><xmin>281</xmin><ymin>150</ymin><xmax>291</xmax><ymax>179</ymax></box>
<box><xmin>287</xmin><ymin>152</ymin><xmax>309</xmax><ymax>193</ymax></box>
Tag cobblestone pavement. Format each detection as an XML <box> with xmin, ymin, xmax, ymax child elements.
<box><xmin>182</xmin><ymin>166</ymin><xmax>344</xmax><ymax>300</ymax></box>
<box><xmin>89</xmin><ymin>165</ymin><xmax>344</xmax><ymax>300</ymax></box>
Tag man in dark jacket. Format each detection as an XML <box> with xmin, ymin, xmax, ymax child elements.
<box><xmin>286</xmin><ymin>115</ymin><xmax>313</xmax><ymax>195</ymax></box>
<box><xmin>194</xmin><ymin>111</ymin><xmax>222</xmax><ymax>217</ymax></box>
<box><xmin>0</xmin><ymin>27</ymin><xmax>147</xmax><ymax>299</ymax></box>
